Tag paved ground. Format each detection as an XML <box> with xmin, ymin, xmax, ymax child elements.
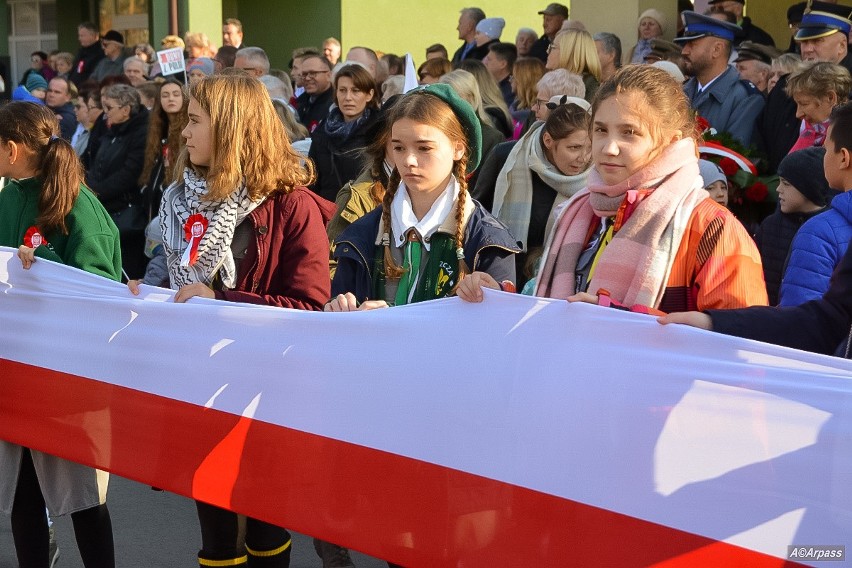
<box><xmin>0</xmin><ymin>475</ymin><xmax>386</xmax><ymax>567</ymax></box>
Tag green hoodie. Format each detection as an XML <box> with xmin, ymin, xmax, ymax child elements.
<box><xmin>0</xmin><ymin>177</ymin><xmax>121</xmax><ymax>281</ymax></box>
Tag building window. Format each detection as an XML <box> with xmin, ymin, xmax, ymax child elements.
<box><xmin>100</xmin><ymin>0</ymin><xmax>149</xmax><ymax>47</ymax></box>
<box><xmin>7</xmin><ymin>0</ymin><xmax>57</xmax><ymax>88</ymax></box>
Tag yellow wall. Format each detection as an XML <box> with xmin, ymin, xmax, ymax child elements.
<box><xmin>341</xmin><ymin>0</ymin><xmax>558</xmax><ymax>66</ymax></box>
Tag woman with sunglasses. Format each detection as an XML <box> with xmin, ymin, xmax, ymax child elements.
<box><xmin>471</xmin><ymin>98</ymin><xmax>593</xmax><ymax>289</ymax></box>
<box><xmin>86</xmin><ymin>83</ymin><xmax>150</xmax><ymax>279</ymax></box>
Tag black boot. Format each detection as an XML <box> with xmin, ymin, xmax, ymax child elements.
<box><xmin>246</xmin><ymin>538</ymin><xmax>291</xmax><ymax>568</ymax></box>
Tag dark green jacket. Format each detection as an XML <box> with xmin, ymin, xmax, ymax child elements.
<box><xmin>0</xmin><ymin>177</ymin><xmax>122</xmax><ymax>280</ymax></box>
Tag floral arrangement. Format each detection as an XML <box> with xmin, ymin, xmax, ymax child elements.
<box><xmin>696</xmin><ymin>118</ymin><xmax>778</xmax><ymax>230</ymax></box>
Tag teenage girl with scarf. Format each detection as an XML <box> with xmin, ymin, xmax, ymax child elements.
<box><xmin>0</xmin><ymin>102</ymin><xmax>119</xmax><ymax>568</ymax></box>
<box><xmin>129</xmin><ymin>74</ymin><xmax>334</xmax><ymax>567</ymax></box>
<box><xmin>325</xmin><ymin>83</ymin><xmax>520</xmax><ymax>312</ymax></box>
<box><xmin>460</xmin><ymin>65</ymin><xmax>767</xmax><ymax>311</ymax></box>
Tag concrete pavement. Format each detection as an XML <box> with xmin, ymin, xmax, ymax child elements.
<box><xmin>0</xmin><ymin>475</ymin><xmax>387</xmax><ymax>567</ymax></box>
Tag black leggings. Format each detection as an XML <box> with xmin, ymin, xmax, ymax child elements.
<box><xmin>11</xmin><ymin>448</ymin><xmax>115</xmax><ymax>568</ymax></box>
<box><xmin>196</xmin><ymin>500</ymin><xmax>291</xmax><ymax>561</ymax></box>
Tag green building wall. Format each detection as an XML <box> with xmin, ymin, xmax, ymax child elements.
<box><xmin>0</xmin><ymin>0</ymin><xmax>8</xmax><ymax>57</ymax></box>
<box><xmin>230</xmin><ymin>0</ymin><xmax>341</xmax><ymax>69</ymax></box>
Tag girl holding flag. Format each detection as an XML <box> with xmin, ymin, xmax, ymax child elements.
<box><xmin>325</xmin><ymin>83</ymin><xmax>519</xmax><ymax>312</ymax></box>
<box><xmin>129</xmin><ymin>73</ymin><xmax>333</xmax><ymax>566</ymax></box>
<box><xmin>0</xmin><ymin>102</ymin><xmax>119</xmax><ymax>567</ymax></box>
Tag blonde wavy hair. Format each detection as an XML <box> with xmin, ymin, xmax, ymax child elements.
<box><xmin>554</xmin><ymin>29</ymin><xmax>602</xmax><ymax>82</ymax></box>
<box><xmin>178</xmin><ymin>74</ymin><xmax>315</xmax><ymax>201</ymax></box>
<box><xmin>512</xmin><ymin>57</ymin><xmax>546</xmax><ymax>110</ymax></box>
<box><xmin>440</xmin><ymin>70</ymin><xmax>489</xmax><ymax>125</ymax></box>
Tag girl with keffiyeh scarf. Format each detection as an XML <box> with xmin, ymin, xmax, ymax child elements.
<box><xmin>128</xmin><ymin>74</ymin><xmax>333</xmax><ymax>567</ymax></box>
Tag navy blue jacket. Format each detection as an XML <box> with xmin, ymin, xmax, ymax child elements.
<box><xmin>684</xmin><ymin>65</ymin><xmax>764</xmax><ymax>146</ymax></box>
<box><xmin>780</xmin><ymin>191</ymin><xmax>852</xmax><ymax>306</ymax></box>
<box><xmin>331</xmin><ymin>201</ymin><xmax>521</xmax><ymax>302</ymax></box>
<box><xmin>711</xmin><ymin>242</ymin><xmax>852</xmax><ymax>357</ymax></box>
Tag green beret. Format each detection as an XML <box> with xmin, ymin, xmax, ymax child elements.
<box><xmin>405</xmin><ymin>83</ymin><xmax>483</xmax><ymax>172</ymax></box>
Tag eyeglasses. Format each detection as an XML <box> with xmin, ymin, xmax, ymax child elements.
<box><xmin>547</xmin><ymin>43</ymin><xmax>560</xmax><ymax>54</ymax></box>
<box><xmin>301</xmin><ymin>70</ymin><xmax>329</xmax><ymax>79</ymax></box>
<box><xmin>74</xmin><ymin>103</ymin><xmax>86</xmax><ymax>109</ymax></box>
<box><xmin>102</xmin><ymin>104</ymin><xmax>125</xmax><ymax>113</ymax></box>
<box><xmin>533</xmin><ymin>99</ymin><xmax>549</xmax><ymax>108</ymax></box>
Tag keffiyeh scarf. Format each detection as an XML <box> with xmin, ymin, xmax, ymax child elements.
<box><xmin>160</xmin><ymin>168</ymin><xmax>261</xmax><ymax>289</ymax></box>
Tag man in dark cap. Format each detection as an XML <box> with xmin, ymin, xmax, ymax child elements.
<box><xmin>735</xmin><ymin>41</ymin><xmax>782</xmax><ymax>93</ymax></box>
<box><xmin>707</xmin><ymin>0</ymin><xmax>774</xmax><ymax>46</ymax></box>
<box><xmin>644</xmin><ymin>38</ymin><xmax>686</xmax><ymax>75</ymax></box>
<box><xmin>677</xmin><ymin>11</ymin><xmax>765</xmax><ymax>145</ymax></box>
<box><xmin>755</xmin><ymin>2</ymin><xmax>852</xmax><ymax>173</ymax></box>
<box><xmin>529</xmin><ymin>3</ymin><xmax>569</xmax><ymax>62</ymax></box>
<box><xmin>796</xmin><ymin>3</ymin><xmax>852</xmax><ymax>71</ymax></box>
<box><xmin>90</xmin><ymin>30</ymin><xmax>128</xmax><ymax>82</ymax></box>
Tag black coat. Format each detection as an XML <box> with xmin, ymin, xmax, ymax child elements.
<box><xmin>296</xmin><ymin>87</ymin><xmax>334</xmax><ymax>133</ymax></box>
<box><xmin>755</xmin><ymin>208</ymin><xmax>826</xmax><ymax>305</ymax></box>
<box><xmin>50</xmin><ymin>102</ymin><xmax>77</xmax><ymax>142</ymax></box>
<box><xmin>453</xmin><ymin>40</ymin><xmax>496</xmax><ymax>65</ymax></box>
<box><xmin>737</xmin><ymin>17</ymin><xmax>775</xmax><ymax>47</ymax></box>
<box><xmin>308</xmin><ymin>108</ymin><xmax>382</xmax><ymax>202</ymax></box>
<box><xmin>711</xmin><ymin>240</ymin><xmax>852</xmax><ymax>357</ymax></box>
<box><xmin>69</xmin><ymin>42</ymin><xmax>105</xmax><ymax>86</ymax></box>
<box><xmin>753</xmin><ymin>74</ymin><xmax>798</xmax><ymax>174</ymax></box>
<box><xmin>469</xmin><ymin>119</ymin><xmax>505</xmax><ymax>191</ymax></box>
<box><xmin>528</xmin><ymin>36</ymin><xmax>551</xmax><ymax>63</ymax></box>
<box><xmin>85</xmin><ymin>107</ymin><xmax>149</xmax><ymax>213</ymax></box>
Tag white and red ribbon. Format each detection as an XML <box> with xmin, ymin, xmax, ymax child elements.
<box><xmin>180</xmin><ymin>213</ymin><xmax>208</xmax><ymax>267</ymax></box>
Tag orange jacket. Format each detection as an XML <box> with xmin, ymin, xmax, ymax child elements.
<box><xmin>659</xmin><ymin>198</ymin><xmax>768</xmax><ymax>313</ymax></box>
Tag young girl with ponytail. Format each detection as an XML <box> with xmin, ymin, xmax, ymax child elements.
<box><xmin>0</xmin><ymin>101</ymin><xmax>119</xmax><ymax>567</ymax></box>
<box><xmin>326</xmin><ymin>83</ymin><xmax>520</xmax><ymax>312</ymax></box>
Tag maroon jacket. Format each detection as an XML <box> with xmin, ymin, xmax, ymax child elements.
<box><xmin>214</xmin><ymin>187</ymin><xmax>335</xmax><ymax>310</ymax></box>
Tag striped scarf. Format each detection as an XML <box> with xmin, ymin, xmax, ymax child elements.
<box><xmin>535</xmin><ymin>138</ymin><xmax>707</xmax><ymax>308</ymax></box>
<box><xmin>159</xmin><ymin>168</ymin><xmax>261</xmax><ymax>290</ymax></box>
<box><xmin>492</xmin><ymin>122</ymin><xmax>589</xmax><ymax>250</ymax></box>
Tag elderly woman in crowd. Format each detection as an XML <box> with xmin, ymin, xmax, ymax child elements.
<box><xmin>86</xmin><ymin>83</ymin><xmax>150</xmax><ymax>278</ymax></box>
<box><xmin>629</xmin><ymin>9</ymin><xmax>666</xmax><ymax>64</ymax></box>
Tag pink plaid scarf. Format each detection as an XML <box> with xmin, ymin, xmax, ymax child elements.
<box><xmin>535</xmin><ymin>138</ymin><xmax>708</xmax><ymax>307</ymax></box>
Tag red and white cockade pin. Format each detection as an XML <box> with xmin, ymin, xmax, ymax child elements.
<box><xmin>23</xmin><ymin>226</ymin><xmax>48</xmax><ymax>249</ymax></box>
<box><xmin>180</xmin><ymin>213</ymin><xmax>208</xmax><ymax>267</ymax></box>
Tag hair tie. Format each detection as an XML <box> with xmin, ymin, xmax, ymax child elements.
<box><xmin>455</xmin><ymin>247</ymin><xmax>465</xmax><ymax>260</ymax></box>
<box><xmin>381</xmin><ymin>232</ymin><xmax>391</xmax><ymax>247</ymax></box>
<box><xmin>49</xmin><ymin>135</ymin><xmax>59</xmax><ymax>141</ymax></box>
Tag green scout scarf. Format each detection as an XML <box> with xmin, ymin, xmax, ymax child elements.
<box><xmin>373</xmin><ymin>232</ymin><xmax>462</xmax><ymax>305</ymax></box>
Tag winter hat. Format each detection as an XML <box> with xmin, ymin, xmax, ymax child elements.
<box><xmin>188</xmin><ymin>57</ymin><xmax>215</xmax><ymax>77</ymax></box>
<box><xmin>476</xmin><ymin>18</ymin><xmax>506</xmax><ymax>41</ymax></box>
<box><xmin>651</xmin><ymin>60</ymin><xmax>685</xmax><ymax>82</ymax></box>
<box><xmin>638</xmin><ymin>9</ymin><xmax>666</xmax><ymax>35</ymax></box>
<box><xmin>25</xmin><ymin>73</ymin><xmax>48</xmax><ymax>93</ymax></box>
<box><xmin>699</xmin><ymin>159</ymin><xmax>727</xmax><ymax>189</ymax></box>
<box><xmin>405</xmin><ymin>83</ymin><xmax>482</xmax><ymax>172</ymax></box>
<box><xmin>777</xmin><ymin>147</ymin><xmax>832</xmax><ymax>207</ymax></box>
<box><xmin>102</xmin><ymin>30</ymin><xmax>125</xmax><ymax>45</ymax></box>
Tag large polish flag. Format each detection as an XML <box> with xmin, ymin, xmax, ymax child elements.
<box><xmin>1</xmin><ymin>246</ymin><xmax>851</xmax><ymax>567</ymax></box>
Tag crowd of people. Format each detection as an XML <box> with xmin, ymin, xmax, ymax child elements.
<box><xmin>3</xmin><ymin>1</ymin><xmax>852</xmax><ymax>566</ymax></box>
